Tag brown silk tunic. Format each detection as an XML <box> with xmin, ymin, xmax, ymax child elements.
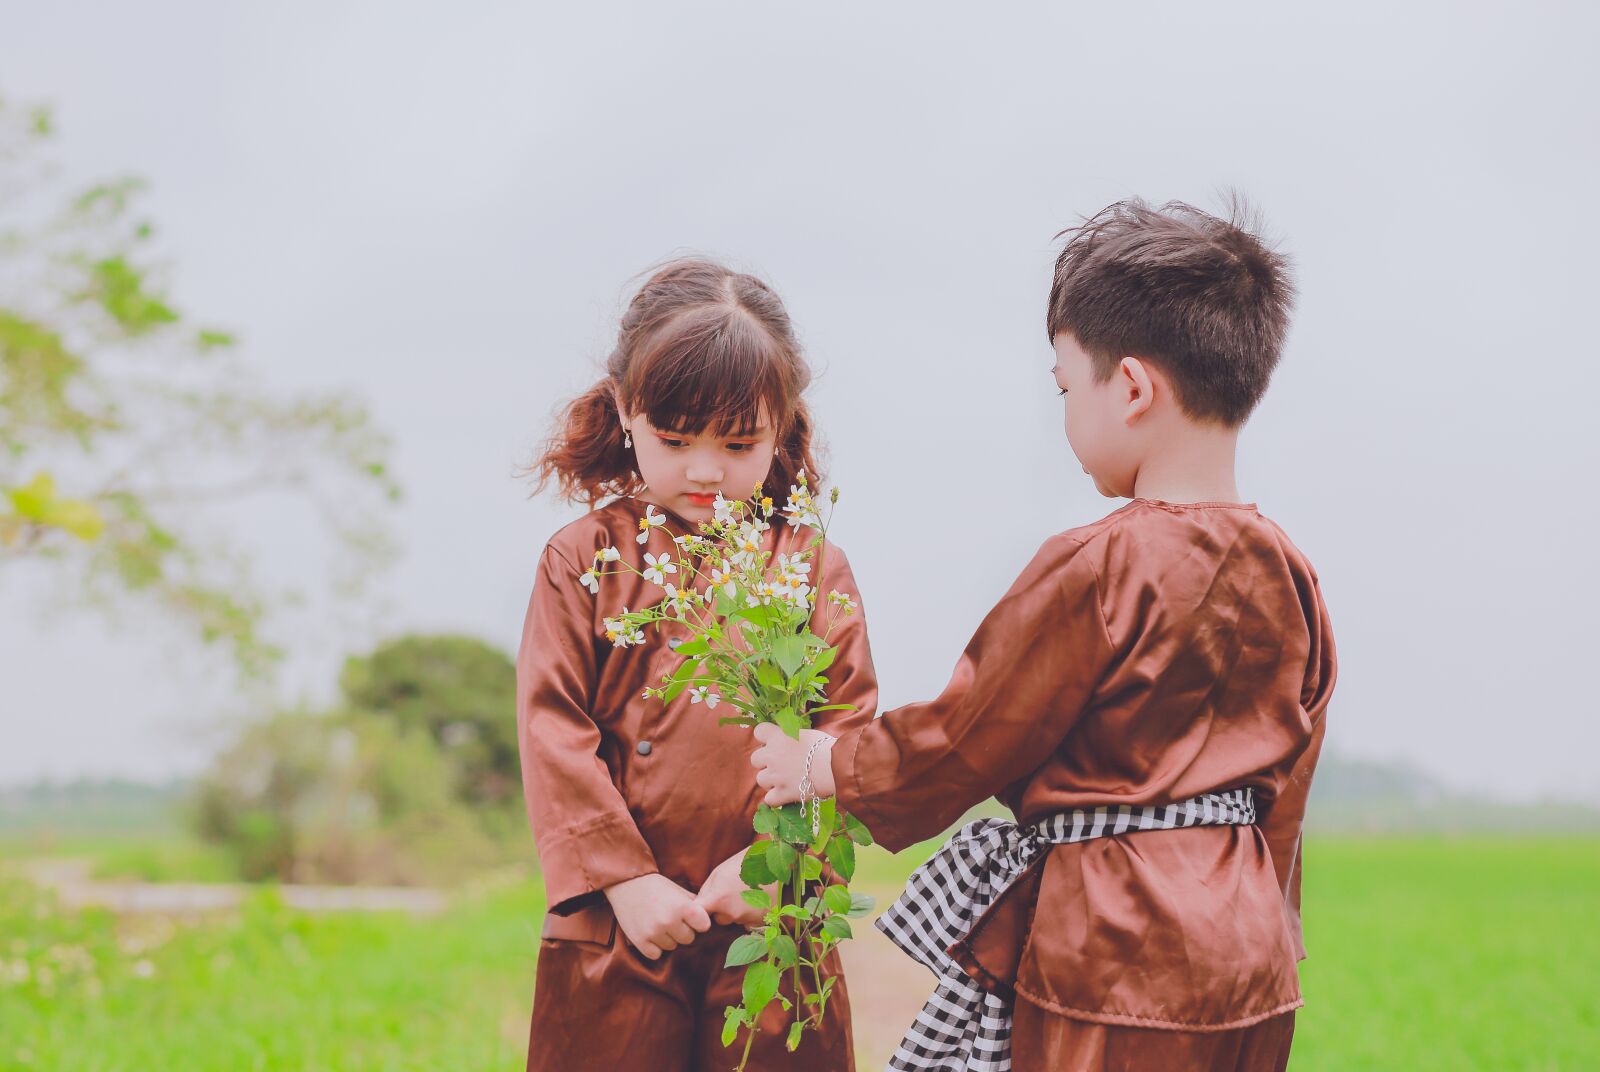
<box><xmin>831</xmin><ymin>499</ymin><xmax>1336</xmax><ymax>1033</ymax></box>
<box><xmin>517</xmin><ymin>497</ymin><xmax>879</xmax><ymax>932</ymax></box>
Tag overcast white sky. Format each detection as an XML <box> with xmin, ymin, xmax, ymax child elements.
<box><xmin>2</xmin><ymin>1</ymin><xmax>1597</xmax><ymax>802</ymax></box>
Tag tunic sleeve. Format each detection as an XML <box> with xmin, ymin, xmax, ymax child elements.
<box><xmin>830</xmin><ymin>535</ymin><xmax>1116</xmax><ymax>852</ymax></box>
<box><xmin>1258</xmin><ymin>567</ymin><xmax>1337</xmax><ymax>959</ymax></box>
<box><xmin>808</xmin><ymin>543</ymin><xmax>879</xmax><ymax>736</ymax></box>
<box><xmin>517</xmin><ymin>544</ymin><xmax>658</xmax><ymax>915</ymax></box>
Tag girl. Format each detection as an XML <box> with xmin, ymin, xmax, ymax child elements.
<box><xmin>518</xmin><ymin>259</ymin><xmax>877</xmax><ymax>1072</ymax></box>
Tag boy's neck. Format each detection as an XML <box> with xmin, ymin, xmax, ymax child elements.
<box><xmin>1130</xmin><ymin>421</ymin><xmax>1244</xmax><ymax>504</ymax></box>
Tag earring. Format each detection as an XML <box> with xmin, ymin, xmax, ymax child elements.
<box><xmin>623</xmin><ymin>429</ymin><xmax>633</xmax><ymax>449</ymax></box>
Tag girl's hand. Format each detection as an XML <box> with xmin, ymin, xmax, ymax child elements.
<box><xmin>602</xmin><ymin>873</ymin><xmax>713</xmax><ymax>960</ymax></box>
<box><xmin>750</xmin><ymin>724</ymin><xmax>836</xmax><ymax>806</ymax></box>
<box><xmin>695</xmin><ymin>849</ymin><xmax>775</xmax><ymax>927</ymax></box>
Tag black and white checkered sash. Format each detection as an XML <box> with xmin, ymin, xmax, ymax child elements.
<box><xmin>874</xmin><ymin>788</ymin><xmax>1257</xmax><ymax>1072</ymax></box>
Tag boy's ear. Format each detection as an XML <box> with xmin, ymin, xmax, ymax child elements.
<box><xmin>1120</xmin><ymin>356</ymin><xmax>1156</xmax><ymax>424</ymax></box>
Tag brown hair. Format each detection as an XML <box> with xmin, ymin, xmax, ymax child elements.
<box><xmin>533</xmin><ymin>258</ymin><xmax>821</xmax><ymax>505</ymax></box>
<box><xmin>1046</xmin><ymin>197</ymin><xmax>1295</xmax><ymax>426</ymax></box>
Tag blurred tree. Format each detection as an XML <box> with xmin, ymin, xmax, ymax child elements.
<box><xmin>193</xmin><ymin>708</ymin><xmax>503</xmax><ymax>885</ymax></box>
<box><xmin>0</xmin><ymin>96</ymin><xmax>399</xmax><ymax>677</ymax></box>
<box><xmin>339</xmin><ymin>634</ymin><xmax>521</xmax><ymax>807</ymax></box>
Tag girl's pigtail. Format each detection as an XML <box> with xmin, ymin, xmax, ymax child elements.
<box><xmin>531</xmin><ymin>378</ymin><xmax>639</xmax><ymax>505</ymax></box>
<box><xmin>768</xmin><ymin>400</ymin><xmax>823</xmax><ymax>496</ymax></box>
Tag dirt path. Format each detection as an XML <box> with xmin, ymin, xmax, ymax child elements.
<box><xmin>18</xmin><ymin>858</ymin><xmax>448</xmax><ymax>916</ymax></box>
<box><xmin>838</xmin><ymin>881</ymin><xmax>934</xmax><ymax>1070</ymax></box>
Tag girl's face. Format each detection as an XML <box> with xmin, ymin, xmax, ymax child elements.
<box><xmin>625</xmin><ymin>410</ymin><xmax>778</xmax><ymax>524</ymax></box>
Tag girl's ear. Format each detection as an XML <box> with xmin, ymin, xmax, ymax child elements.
<box><xmin>611</xmin><ymin>384</ymin><xmax>631</xmax><ymax>435</ymax></box>
<box><xmin>1120</xmin><ymin>356</ymin><xmax>1156</xmax><ymax>424</ymax></box>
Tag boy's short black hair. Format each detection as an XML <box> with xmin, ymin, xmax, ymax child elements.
<box><xmin>1047</xmin><ymin>197</ymin><xmax>1295</xmax><ymax>426</ymax></box>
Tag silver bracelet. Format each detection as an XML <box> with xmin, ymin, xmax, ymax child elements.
<box><xmin>798</xmin><ymin>735</ymin><xmax>830</xmax><ymax>838</ymax></box>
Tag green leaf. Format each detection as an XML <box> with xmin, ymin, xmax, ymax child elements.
<box><xmin>725</xmin><ymin>934</ymin><xmax>768</xmax><ymax>968</ymax></box>
<box><xmin>756</xmin><ymin>662</ymin><xmax>786</xmax><ymax>690</ymax></box>
<box><xmin>800</xmin><ymin>854</ymin><xmax>824</xmax><ymax>882</ymax></box>
<box><xmin>772</xmin><ymin>634</ymin><xmax>805</xmax><ymax>676</ymax></box>
<box><xmin>820</xmin><ymin>916</ymin><xmax>853</xmax><ymax>942</ymax></box>
<box><xmin>718</xmin><ymin>716</ymin><xmax>758</xmax><ymax>727</ymax></box>
<box><xmin>721</xmin><ymin>1006</ymin><xmax>743</xmax><ymax>1048</ymax></box>
<box><xmin>843</xmin><ymin>812</ymin><xmax>874</xmax><ymax>847</ymax></box>
<box><xmin>808</xmin><ymin>703</ymin><xmax>856</xmax><ymax>716</ymax></box>
<box><xmin>811</xmin><ymin>646</ymin><xmax>837</xmax><ymax>674</ymax></box>
<box><xmin>810</xmin><ymin>798</ymin><xmax>837</xmax><ymax>854</ymax></box>
<box><xmin>740</xmin><ymin>889</ymin><xmax>771</xmax><ymax>911</ymax></box>
<box><xmin>787</xmin><ymin>1021</ymin><xmax>805</xmax><ymax>1052</ymax></box>
<box><xmin>799</xmin><ymin>629</ymin><xmax>828</xmax><ymax>650</ymax></box>
<box><xmin>675</xmin><ymin>636</ymin><xmax>710</xmax><ymax>657</ymax></box>
<box><xmin>773</xmin><ymin>803</ymin><xmax>810</xmax><ymax>842</ymax></box>
<box><xmin>752</xmin><ymin>805</ymin><xmax>779</xmax><ymax>836</ymax></box>
<box><xmin>741</xmin><ymin>845</ymin><xmax>777</xmax><ymax>887</ymax></box>
<box><xmin>826</xmin><ymin>835</ymin><xmax>856</xmax><ymax>882</ymax></box>
<box><xmin>765</xmin><ymin>838</ymin><xmax>796</xmax><ymax>880</ymax></box>
<box><xmin>847</xmin><ymin>892</ymin><xmax>877</xmax><ymax>919</ymax></box>
<box><xmin>743</xmin><ymin>961</ymin><xmax>781</xmax><ymax>1016</ymax></box>
<box><xmin>774</xmin><ymin>707</ymin><xmax>803</xmax><ymax>739</ymax></box>
<box><xmin>771</xmin><ymin>934</ymin><xmax>798</xmax><ymax>968</ymax></box>
<box><xmin>735</xmin><ymin>602</ymin><xmax>781</xmax><ymax>629</ymax></box>
<box><xmin>823</xmin><ymin>885</ymin><xmax>852</xmax><ymax>915</ymax></box>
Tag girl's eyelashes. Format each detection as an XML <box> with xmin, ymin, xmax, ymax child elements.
<box><xmin>655</xmin><ymin>435</ymin><xmax>760</xmax><ymax>452</ymax></box>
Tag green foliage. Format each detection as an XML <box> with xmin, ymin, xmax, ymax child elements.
<box><xmin>3</xmin><ymin>839</ymin><xmax>1596</xmax><ymax>1069</ymax></box>
<box><xmin>338</xmin><ymin>635</ymin><xmax>520</xmax><ymax>806</ymax></box>
<box><xmin>192</xmin><ymin>709</ymin><xmax>504</xmax><ymax>886</ymax></box>
<box><xmin>0</xmin><ymin>871</ymin><xmax>541</xmax><ymax>1071</ymax></box>
<box><xmin>0</xmin><ymin>96</ymin><xmax>399</xmax><ymax>678</ymax></box>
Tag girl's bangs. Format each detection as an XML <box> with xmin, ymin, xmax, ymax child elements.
<box><xmin>630</xmin><ymin>309</ymin><xmax>796</xmax><ymax>439</ymax></box>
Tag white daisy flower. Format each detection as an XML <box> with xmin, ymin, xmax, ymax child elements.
<box><xmin>642</xmin><ymin>551</ymin><xmax>677</xmax><ymax>586</ymax></box>
<box><xmin>603</xmin><ymin>609</ymin><xmax>645</xmax><ymax>648</ymax></box>
<box><xmin>578</xmin><ymin>567</ymin><xmax>600</xmax><ymax>595</ymax></box>
<box><xmin>689</xmin><ymin>686</ymin><xmax>721</xmax><ymax>709</ymax></box>
<box><xmin>636</xmin><ymin>505</ymin><xmax>666</xmax><ymax>544</ymax></box>
<box><xmin>707</xmin><ymin>564</ymin><xmax>737</xmax><ymax>598</ymax></box>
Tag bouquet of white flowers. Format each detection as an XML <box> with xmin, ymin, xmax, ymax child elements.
<box><xmin>584</xmin><ymin>472</ymin><xmax>874</xmax><ymax>1068</ymax></box>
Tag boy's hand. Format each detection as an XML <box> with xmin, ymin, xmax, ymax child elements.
<box><xmin>602</xmin><ymin>873</ymin><xmax>712</xmax><ymax>960</ymax></box>
<box><xmin>750</xmin><ymin>724</ymin><xmax>836</xmax><ymax>806</ymax></box>
<box><xmin>695</xmin><ymin>849</ymin><xmax>775</xmax><ymax>927</ymax></box>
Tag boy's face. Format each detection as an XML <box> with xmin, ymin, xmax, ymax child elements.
<box><xmin>625</xmin><ymin>409</ymin><xmax>777</xmax><ymax>524</ymax></box>
<box><xmin>1052</xmin><ymin>332</ymin><xmax>1139</xmax><ymax>498</ymax></box>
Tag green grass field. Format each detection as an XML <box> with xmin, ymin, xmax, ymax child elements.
<box><xmin>1</xmin><ymin>837</ymin><xmax>1594</xmax><ymax>1070</ymax></box>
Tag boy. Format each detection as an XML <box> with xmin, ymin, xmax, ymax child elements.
<box><xmin>753</xmin><ymin>199</ymin><xmax>1335</xmax><ymax>1071</ymax></box>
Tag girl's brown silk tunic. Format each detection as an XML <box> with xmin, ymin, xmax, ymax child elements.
<box><xmin>517</xmin><ymin>498</ymin><xmax>879</xmax><ymax>936</ymax></box>
<box><xmin>831</xmin><ymin>499</ymin><xmax>1336</xmax><ymax>1031</ymax></box>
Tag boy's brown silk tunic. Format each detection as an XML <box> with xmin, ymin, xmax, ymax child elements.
<box><xmin>517</xmin><ymin>498</ymin><xmax>879</xmax><ymax>935</ymax></box>
<box><xmin>832</xmin><ymin>499</ymin><xmax>1336</xmax><ymax>1032</ymax></box>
